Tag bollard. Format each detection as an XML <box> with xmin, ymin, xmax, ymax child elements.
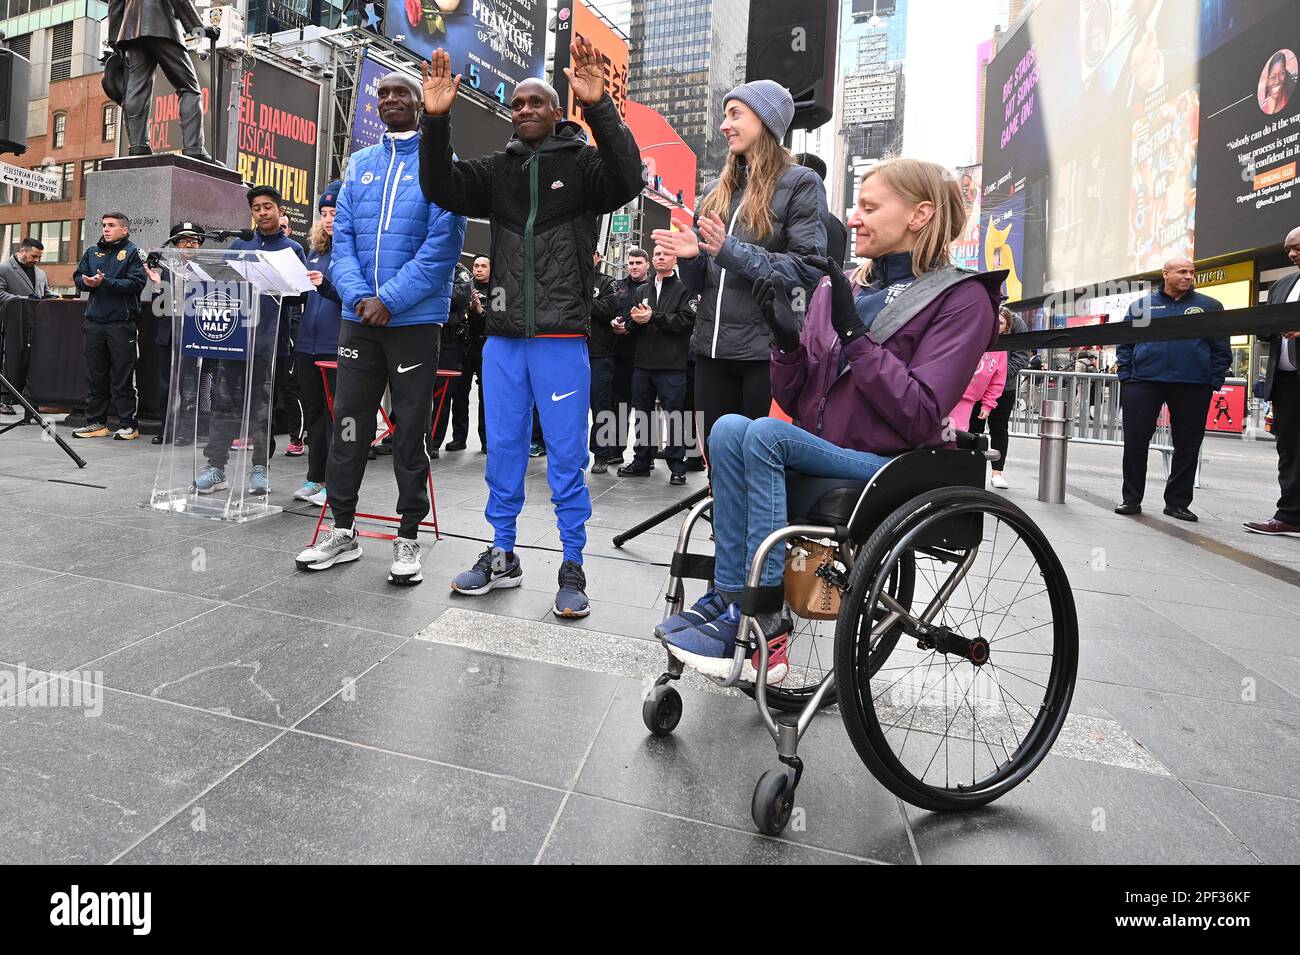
<box><xmin>1038</xmin><ymin>398</ymin><xmax>1069</xmax><ymax>504</ymax></box>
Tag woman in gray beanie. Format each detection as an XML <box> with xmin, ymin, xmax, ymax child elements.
<box><xmin>653</xmin><ymin>79</ymin><xmax>827</xmax><ymax>453</ymax></box>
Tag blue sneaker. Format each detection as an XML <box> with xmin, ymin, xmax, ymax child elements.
<box><xmin>554</xmin><ymin>560</ymin><xmax>590</xmax><ymax>618</ymax></box>
<box><xmin>194</xmin><ymin>465</ymin><xmax>228</xmax><ymax>494</ymax></box>
<box><xmin>655</xmin><ymin>589</ymin><xmax>728</xmax><ymax>639</ymax></box>
<box><xmin>666</xmin><ymin>605</ymin><xmax>790</xmax><ymax>685</ymax></box>
<box><xmin>452</xmin><ymin>547</ymin><xmax>523</xmax><ymax>595</ymax></box>
<box><xmin>664</xmin><ymin>604</ymin><xmax>741</xmax><ymax>678</ymax></box>
<box><xmin>248</xmin><ymin>465</ymin><xmax>269</xmax><ymax>495</ymax></box>
<box><xmin>293</xmin><ymin>480</ymin><xmax>325</xmax><ymax>502</ymax></box>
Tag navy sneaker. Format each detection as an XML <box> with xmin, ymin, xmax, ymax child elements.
<box><xmin>554</xmin><ymin>560</ymin><xmax>590</xmax><ymax>618</ymax></box>
<box><xmin>655</xmin><ymin>588</ymin><xmax>728</xmax><ymax>639</ymax></box>
<box><xmin>666</xmin><ymin>605</ymin><xmax>790</xmax><ymax>684</ymax></box>
<box><xmin>451</xmin><ymin>547</ymin><xmax>523</xmax><ymax>595</ymax></box>
<box><xmin>665</xmin><ymin>604</ymin><xmax>741</xmax><ymax>678</ymax></box>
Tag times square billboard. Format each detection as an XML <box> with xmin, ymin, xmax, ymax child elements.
<box><xmin>980</xmin><ymin>0</ymin><xmax>1299</xmax><ymax>300</ymax></box>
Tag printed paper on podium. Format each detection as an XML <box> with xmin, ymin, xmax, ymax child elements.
<box><xmin>229</xmin><ymin>248</ymin><xmax>314</xmax><ymax>295</ymax></box>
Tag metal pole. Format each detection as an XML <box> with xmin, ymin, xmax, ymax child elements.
<box><xmin>1038</xmin><ymin>398</ymin><xmax>1069</xmax><ymax>504</ymax></box>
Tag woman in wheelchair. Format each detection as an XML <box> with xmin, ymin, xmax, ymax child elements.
<box><xmin>657</xmin><ymin>158</ymin><xmax>1006</xmax><ymax>680</ymax></box>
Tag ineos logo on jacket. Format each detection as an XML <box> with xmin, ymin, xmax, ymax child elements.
<box><xmin>338</xmin><ymin>346</ymin><xmax>358</xmax><ymax>359</ymax></box>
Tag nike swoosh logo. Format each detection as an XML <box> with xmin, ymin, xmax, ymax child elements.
<box><xmin>551</xmin><ymin>390</ymin><xmax>578</xmax><ymax>401</ymax></box>
<box><xmin>397</xmin><ymin>363</ymin><xmax>422</xmax><ymax>374</ymax></box>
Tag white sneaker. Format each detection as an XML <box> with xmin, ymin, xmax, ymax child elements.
<box><xmin>389</xmin><ymin>537</ymin><xmax>423</xmax><ymax>585</ymax></box>
<box><xmin>295</xmin><ymin>527</ymin><xmax>361</xmax><ymax>571</ymax></box>
<box><xmin>307</xmin><ymin>487</ymin><xmax>327</xmax><ymax>507</ymax></box>
<box><xmin>990</xmin><ymin>473</ymin><xmax>1009</xmax><ymax>489</ymax></box>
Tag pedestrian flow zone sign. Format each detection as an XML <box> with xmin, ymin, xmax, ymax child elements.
<box><xmin>0</xmin><ymin>161</ymin><xmax>59</xmax><ymax>198</ymax></box>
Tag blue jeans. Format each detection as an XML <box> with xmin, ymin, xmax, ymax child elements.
<box><xmin>709</xmin><ymin>415</ymin><xmax>893</xmax><ymax>592</ymax></box>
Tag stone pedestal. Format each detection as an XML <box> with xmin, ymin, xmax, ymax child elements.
<box><xmin>84</xmin><ymin>155</ymin><xmax>248</xmax><ymax>251</ymax></box>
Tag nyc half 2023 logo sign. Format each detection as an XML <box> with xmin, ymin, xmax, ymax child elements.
<box><xmin>181</xmin><ymin>282</ymin><xmax>253</xmax><ymax>360</ymax></box>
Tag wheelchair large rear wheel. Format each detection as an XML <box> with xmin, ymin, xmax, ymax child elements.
<box><xmin>743</xmin><ymin>551</ymin><xmax>914</xmax><ymax>714</ymax></box>
<box><xmin>835</xmin><ymin>487</ymin><xmax>1078</xmax><ymax>812</ymax></box>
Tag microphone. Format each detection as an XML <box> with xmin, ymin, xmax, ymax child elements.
<box><xmin>205</xmin><ymin>229</ymin><xmax>255</xmax><ymax>242</ymax></box>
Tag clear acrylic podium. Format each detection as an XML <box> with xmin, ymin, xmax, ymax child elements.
<box><xmin>147</xmin><ymin>248</ymin><xmax>303</xmax><ymax>522</ymax></box>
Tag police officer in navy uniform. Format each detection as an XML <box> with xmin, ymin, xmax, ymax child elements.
<box><xmin>144</xmin><ymin>221</ymin><xmax>206</xmax><ymax>444</ymax></box>
<box><xmin>1114</xmin><ymin>257</ymin><xmax>1231</xmax><ymax>521</ymax></box>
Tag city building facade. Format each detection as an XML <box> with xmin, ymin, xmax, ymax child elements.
<box><xmin>1</xmin><ymin>6</ymin><xmax>115</xmax><ymax>291</ymax></box>
<box><xmin>623</xmin><ymin>0</ymin><xmax>749</xmax><ymax>190</ymax></box>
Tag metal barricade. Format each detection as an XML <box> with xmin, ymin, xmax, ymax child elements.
<box><xmin>1008</xmin><ymin>370</ymin><xmax>1247</xmax><ymax>489</ymax></box>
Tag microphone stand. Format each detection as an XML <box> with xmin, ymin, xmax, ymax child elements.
<box><xmin>0</xmin><ymin>370</ymin><xmax>88</xmax><ymax>468</ymax></box>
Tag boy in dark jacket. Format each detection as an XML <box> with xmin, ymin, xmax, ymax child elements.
<box><xmin>194</xmin><ymin>186</ymin><xmax>307</xmax><ymax>498</ymax></box>
<box><xmin>419</xmin><ymin>39</ymin><xmax>644</xmax><ymax>618</ymax></box>
<box><xmin>72</xmin><ymin>212</ymin><xmax>148</xmax><ymax>440</ymax></box>
<box><xmin>617</xmin><ymin>245</ymin><xmax>696</xmax><ymax>483</ymax></box>
<box><xmin>1114</xmin><ymin>257</ymin><xmax>1230</xmax><ymax>521</ymax></box>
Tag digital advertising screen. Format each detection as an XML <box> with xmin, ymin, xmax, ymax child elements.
<box><xmin>151</xmin><ymin>58</ymin><xmax>321</xmax><ymax>236</ymax></box>
<box><xmin>386</xmin><ymin>0</ymin><xmax>548</xmax><ymax>110</ymax></box>
<box><xmin>980</xmin><ymin>0</ymin><xmax>1297</xmax><ymax>301</ymax></box>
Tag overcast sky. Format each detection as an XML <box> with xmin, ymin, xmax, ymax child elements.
<box><xmin>902</xmin><ymin>0</ymin><xmax>1002</xmax><ymax>169</ymax></box>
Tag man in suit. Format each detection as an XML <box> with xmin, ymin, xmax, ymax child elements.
<box><xmin>0</xmin><ymin>238</ymin><xmax>56</xmax><ymax>304</ymax></box>
<box><xmin>0</xmin><ymin>237</ymin><xmax>58</xmax><ymax>415</ymax></box>
<box><xmin>1245</xmin><ymin>226</ymin><xmax>1300</xmax><ymax>537</ymax></box>
<box><xmin>617</xmin><ymin>244</ymin><xmax>697</xmax><ymax>485</ymax></box>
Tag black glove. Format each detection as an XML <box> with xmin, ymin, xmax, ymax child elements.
<box><xmin>753</xmin><ymin>276</ymin><xmax>802</xmax><ymax>352</ymax></box>
<box><xmin>808</xmin><ymin>256</ymin><xmax>866</xmax><ymax>345</ymax></box>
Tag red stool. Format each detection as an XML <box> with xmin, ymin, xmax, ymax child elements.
<box><xmin>307</xmin><ymin>360</ymin><xmax>461</xmax><ymax>545</ymax></box>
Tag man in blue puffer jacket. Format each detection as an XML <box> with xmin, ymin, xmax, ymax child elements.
<box><xmin>295</xmin><ymin>71</ymin><xmax>467</xmax><ymax>586</ymax></box>
<box><xmin>1115</xmin><ymin>256</ymin><xmax>1231</xmax><ymax>522</ymax></box>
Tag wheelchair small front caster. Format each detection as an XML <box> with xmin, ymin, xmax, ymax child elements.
<box><xmin>642</xmin><ymin>684</ymin><xmax>682</xmax><ymax>736</ymax></box>
<box><xmin>751</xmin><ymin>769</ymin><xmax>795</xmax><ymax>836</ymax></box>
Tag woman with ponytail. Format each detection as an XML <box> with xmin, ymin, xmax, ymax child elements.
<box><xmin>652</xmin><ymin>80</ymin><xmax>828</xmax><ymax>451</ymax></box>
<box><xmin>657</xmin><ymin>158</ymin><xmax>1006</xmax><ymax>682</ymax></box>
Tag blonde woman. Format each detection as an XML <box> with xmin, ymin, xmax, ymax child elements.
<box><xmin>652</xmin><ymin>80</ymin><xmax>827</xmax><ymax>448</ymax></box>
<box><xmin>658</xmin><ymin>159</ymin><xmax>1005</xmax><ymax>681</ymax></box>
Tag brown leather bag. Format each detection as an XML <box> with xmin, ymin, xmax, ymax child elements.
<box><xmin>784</xmin><ymin>538</ymin><xmax>842</xmax><ymax>621</ymax></box>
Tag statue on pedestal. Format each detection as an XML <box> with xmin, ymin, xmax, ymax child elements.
<box><xmin>102</xmin><ymin>0</ymin><xmax>221</xmax><ymax>164</ymax></box>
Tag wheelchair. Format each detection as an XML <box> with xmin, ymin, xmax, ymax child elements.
<box><xmin>643</xmin><ymin>432</ymin><xmax>1079</xmax><ymax>836</ymax></box>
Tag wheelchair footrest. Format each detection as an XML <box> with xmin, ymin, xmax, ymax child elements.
<box><xmin>670</xmin><ymin>552</ymin><xmax>716</xmax><ymax>581</ymax></box>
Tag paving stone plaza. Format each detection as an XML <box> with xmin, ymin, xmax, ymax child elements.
<box><xmin>1</xmin><ymin>418</ymin><xmax>1296</xmax><ymax>865</ymax></box>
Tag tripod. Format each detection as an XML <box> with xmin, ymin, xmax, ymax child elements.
<box><xmin>0</xmin><ymin>371</ymin><xmax>88</xmax><ymax>468</ymax></box>
<box><xmin>612</xmin><ymin>485</ymin><xmax>708</xmax><ymax>547</ymax></box>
